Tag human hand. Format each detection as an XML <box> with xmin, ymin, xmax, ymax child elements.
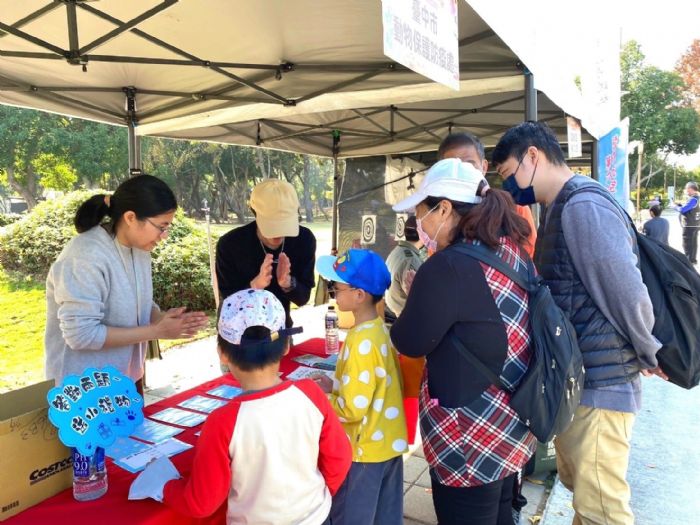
<box><xmin>250</xmin><ymin>254</ymin><xmax>274</xmax><ymax>289</ymax></box>
<box><xmin>403</xmin><ymin>269</ymin><xmax>417</xmax><ymax>294</ymax></box>
<box><xmin>641</xmin><ymin>366</ymin><xmax>669</xmax><ymax>381</ymax></box>
<box><xmin>154</xmin><ymin>308</ymin><xmax>208</xmax><ymax>339</ymax></box>
<box><xmin>277</xmin><ymin>252</ymin><xmax>292</xmax><ymax>288</ymax></box>
<box><xmin>314</xmin><ymin>374</ymin><xmax>334</xmax><ymax>393</ymax></box>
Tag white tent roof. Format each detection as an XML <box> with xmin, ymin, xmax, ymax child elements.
<box><xmin>0</xmin><ymin>0</ymin><xmax>600</xmax><ymax>157</ymax></box>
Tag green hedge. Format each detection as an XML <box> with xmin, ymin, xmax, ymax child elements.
<box><xmin>0</xmin><ymin>190</ymin><xmax>217</xmax><ymax>311</ymax></box>
<box><xmin>0</xmin><ymin>213</ymin><xmax>23</xmax><ymax>227</ymax></box>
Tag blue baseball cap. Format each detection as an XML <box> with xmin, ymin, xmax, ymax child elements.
<box><xmin>316</xmin><ymin>249</ymin><xmax>391</xmax><ymax>297</ymax></box>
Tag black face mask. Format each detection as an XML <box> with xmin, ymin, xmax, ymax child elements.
<box><xmin>502</xmin><ymin>156</ymin><xmax>538</xmax><ymax>206</ymax></box>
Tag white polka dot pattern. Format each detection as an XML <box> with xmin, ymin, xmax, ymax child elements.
<box><xmin>358</xmin><ymin>339</ymin><xmax>372</xmax><ymax>355</ymax></box>
<box><xmin>392</xmin><ymin>439</ymin><xmax>407</xmax><ymax>452</ymax></box>
<box><xmin>353</xmin><ymin>395</ymin><xmax>369</xmax><ymax>409</ymax></box>
<box><xmin>385</xmin><ymin>407</ymin><xmax>400</xmax><ymax>420</ymax></box>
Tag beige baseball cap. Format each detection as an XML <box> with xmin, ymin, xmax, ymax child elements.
<box><xmin>250</xmin><ymin>179</ymin><xmax>300</xmax><ymax>238</ymax></box>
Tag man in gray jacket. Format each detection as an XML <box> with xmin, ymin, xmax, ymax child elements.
<box><xmin>492</xmin><ymin>121</ymin><xmax>667</xmax><ymax>525</ymax></box>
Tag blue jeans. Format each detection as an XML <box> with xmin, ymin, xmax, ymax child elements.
<box><xmin>330</xmin><ymin>456</ymin><xmax>403</xmax><ymax>525</ymax></box>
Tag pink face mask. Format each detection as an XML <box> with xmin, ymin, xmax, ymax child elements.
<box><xmin>416</xmin><ymin>204</ymin><xmax>445</xmax><ymax>253</ymax></box>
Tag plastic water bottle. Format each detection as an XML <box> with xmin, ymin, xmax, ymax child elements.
<box><xmin>72</xmin><ymin>447</ymin><xmax>108</xmax><ymax>501</ymax></box>
<box><xmin>325</xmin><ymin>305</ymin><xmax>339</xmax><ymax>355</ymax></box>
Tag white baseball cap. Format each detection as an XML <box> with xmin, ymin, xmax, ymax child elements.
<box><xmin>393</xmin><ymin>158</ymin><xmax>488</xmax><ymax>213</ymax></box>
<box><xmin>218</xmin><ymin>289</ymin><xmax>287</xmax><ymax>346</ymax></box>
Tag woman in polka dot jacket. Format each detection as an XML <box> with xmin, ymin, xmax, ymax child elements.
<box><xmin>316</xmin><ymin>248</ymin><xmax>408</xmax><ymax>525</ymax></box>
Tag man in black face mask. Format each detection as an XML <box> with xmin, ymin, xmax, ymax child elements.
<box><xmin>492</xmin><ymin>121</ymin><xmax>667</xmax><ymax>525</ymax></box>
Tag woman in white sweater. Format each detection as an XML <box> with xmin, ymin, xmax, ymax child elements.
<box><xmin>45</xmin><ymin>175</ymin><xmax>208</xmax><ymax>394</ymax></box>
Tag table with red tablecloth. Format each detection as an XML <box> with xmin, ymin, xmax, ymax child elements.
<box><xmin>6</xmin><ymin>338</ymin><xmax>418</xmax><ymax>524</ymax></box>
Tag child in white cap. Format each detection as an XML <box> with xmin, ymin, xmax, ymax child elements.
<box><xmin>131</xmin><ymin>289</ymin><xmax>351</xmax><ymax>525</ymax></box>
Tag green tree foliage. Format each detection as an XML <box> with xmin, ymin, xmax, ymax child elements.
<box><xmin>31</xmin><ymin>154</ymin><xmax>78</xmax><ymax>191</ymax></box>
<box><xmin>0</xmin><ymin>106</ymin><xmax>67</xmax><ymax>208</ymax></box>
<box><xmin>0</xmin><ymin>106</ymin><xmax>129</xmax><ymax>208</ymax></box>
<box><xmin>621</xmin><ymin>41</ymin><xmax>700</xmax><ymax>157</ymax></box>
<box><xmin>0</xmin><ymin>191</ymin><xmax>217</xmax><ymax>310</ymax></box>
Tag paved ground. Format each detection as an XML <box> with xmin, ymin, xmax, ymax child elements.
<box><xmin>144</xmin><ymin>304</ymin><xmax>551</xmax><ymax>524</ymax></box>
<box><xmin>542</xmin><ymin>209</ymin><xmax>700</xmax><ymax>525</ymax></box>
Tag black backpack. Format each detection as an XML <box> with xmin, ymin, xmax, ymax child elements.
<box><xmin>573</xmin><ymin>186</ymin><xmax>700</xmax><ymax>389</ymax></box>
<box><xmin>450</xmin><ymin>242</ymin><xmax>584</xmax><ymax>443</ymax></box>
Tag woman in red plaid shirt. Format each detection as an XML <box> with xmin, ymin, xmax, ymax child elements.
<box><xmin>391</xmin><ymin>159</ymin><xmax>537</xmax><ymax>525</ymax></box>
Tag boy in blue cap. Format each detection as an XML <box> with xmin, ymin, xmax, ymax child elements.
<box><xmin>316</xmin><ymin>249</ymin><xmax>407</xmax><ymax>525</ymax></box>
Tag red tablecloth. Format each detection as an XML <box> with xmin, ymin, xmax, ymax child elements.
<box><xmin>7</xmin><ymin>339</ymin><xmax>417</xmax><ymax>524</ymax></box>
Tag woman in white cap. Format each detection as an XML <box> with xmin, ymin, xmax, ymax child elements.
<box><xmin>215</xmin><ymin>179</ymin><xmax>317</xmax><ymax>327</ymax></box>
<box><xmin>390</xmin><ymin>158</ymin><xmax>537</xmax><ymax>525</ymax></box>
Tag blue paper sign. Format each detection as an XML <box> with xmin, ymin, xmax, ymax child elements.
<box><xmin>596</xmin><ymin>122</ymin><xmax>630</xmax><ymax>208</ymax></box>
<box><xmin>47</xmin><ymin>366</ymin><xmax>144</xmax><ymax>456</ymax></box>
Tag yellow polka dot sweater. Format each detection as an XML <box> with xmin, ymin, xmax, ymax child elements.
<box><xmin>329</xmin><ymin>317</ymin><xmax>408</xmax><ymax>462</ymax></box>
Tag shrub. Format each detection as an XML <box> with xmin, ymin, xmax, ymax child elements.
<box><xmin>0</xmin><ymin>213</ymin><xmax>23</xmax><ymax>227</ymax></box>
<box><xmin>0</xmin><ymin>190</ymin><xmax>99</xmax><ymax>277</ymax></box>
<box><xmin>0</xmin><ymin>191</ymin><xmax>217</xmax><ymax>311</ymax></box>
<box><xmin>152</xmin><ymin>219</ymin><xmax>217</xmax><ymax>311</ymax></box>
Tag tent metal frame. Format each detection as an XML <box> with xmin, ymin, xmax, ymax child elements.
<box><xmin>0</xmin><ymin>1</ymin><xmax>594</xmax><ymax>251</ymax></box>
<box><xmin>0</xmin><ymin>0</ymin><xmax>521</xmax><ymax>138</ymax></box>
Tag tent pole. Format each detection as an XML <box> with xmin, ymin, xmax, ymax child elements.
<box><xmin>591</xmin><ymin>140</ymin><xmax>599</xmax><ymax>181</ymax></box>
<box><xmin>331</xmin><ymin>131</ymin><xmax>341</xmax><ymax>255</ymax></box>
<box><xmin>125</xmin><ymin>87</ymin><xmax>142</xmax><ymax>176</ymax></box>
<box><xmin>524</xmin><ymin>69</ymin><xmax>540</xmax><ymax>226</ymax></box>
<box><xmin>524</xmin><ymin>69</ymin><xmax>537</xmax><ymax>121</ymax></box>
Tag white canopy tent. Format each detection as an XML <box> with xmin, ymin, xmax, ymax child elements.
<box><xmin>0</xmin><ymin>0</ymin><xmax>615</xmax><ymax>245</ymax></box>
<box><xmin>0</xmin><ymin>0</ymin><xmax>607</xmax><ymax>156</ymax></box>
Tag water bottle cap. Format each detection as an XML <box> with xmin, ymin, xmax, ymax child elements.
<box><xmin>328</xmin><ymin>305</ymin><xmax>335</xmax><ymax>310</ymax></box>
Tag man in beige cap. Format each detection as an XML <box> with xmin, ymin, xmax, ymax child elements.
<box><xmin>215</xmin><ymin>179</ymin><xmax>317</xmax><ymax>327</ymax></box>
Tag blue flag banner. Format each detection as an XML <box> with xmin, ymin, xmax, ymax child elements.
<box><xmin>596</xmin><ymin>118</ymin><xmax>630</xmax><ymax>208</ymax></box>
<box><xmin>47</xmin><ymin>366</ymin><xmax>144</xmax><ymax>456</ymax></box>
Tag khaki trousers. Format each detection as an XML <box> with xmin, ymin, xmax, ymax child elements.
<box><xmin>554</xmin><ymin>405</ymin><xmax>635</xmax><ymax>525</ymax></box>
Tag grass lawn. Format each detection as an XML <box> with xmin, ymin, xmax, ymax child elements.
<box><xmin>0</xmin><ymin>219</ymin><xmax>332</xmax><ymax>393</ymax></box>
<box><xmin>0</xmin><ymin>271</ymin><xmax>47</xmax><ymax>392</ymax></box>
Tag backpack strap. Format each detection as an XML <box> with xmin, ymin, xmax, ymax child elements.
<box><xmin>450</xmin><ymin>241</ymin><xmax>533</xmax><ymax>291</ymax></box>
<box><xmin>447</xmin><ymin>241</ymin><xmax>534</xmax><ymax>392</ymax></box>
<box><xmin>448</xmin><ymin>329</ymin><xmax>507</xmax><ymax>390</ymax></box>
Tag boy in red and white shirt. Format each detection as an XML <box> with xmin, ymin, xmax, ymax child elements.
<box><xmin>130</xmin><ymin>289</ymin><xmax>351</xmax><ymax>525</ymax></box>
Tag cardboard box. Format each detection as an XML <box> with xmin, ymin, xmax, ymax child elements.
<box><xmin>0</xmin><ymin>381</ymin><xmax>72</xmax><ymax>521</ymax></box>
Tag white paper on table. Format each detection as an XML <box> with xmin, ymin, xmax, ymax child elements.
<box><xmin>178</xmin><ymin>395</ymin><xmax>228</xmax><ymax>413</ymax></box>
<box><xmin>207</xmin><ymin>384</ymin><xmax>244</xmax><ymax>399</ymax></box>
<box><xmin>286</xmin><ymin>366</ymin><xmax>335</xmax><ymax>382</ymax></box>
<box><xmin>130</xmin><ymin>418</ymin><xmax>184</xmax><ymax>443</ymax></box>
<box><xmin>106</xmin><ymin>436</ymin><xmax>151</xmax><ymax>460</ymax></box>
<box><xmin>148</xmin><ymin>407</ymin><xmax>206</xmax><ymax>428</ymax></box>
<box><xmin>115</xmin><ymin>437</ymin><xmax>193</xmax><ymax>473</ymax></box>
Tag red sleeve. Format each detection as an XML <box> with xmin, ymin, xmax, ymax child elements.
<box><xmin>162</xmin><ymin>404</ymin><xmax>238</xmax><ymax>518</ymax></box>
<box><xmin>296</xmin><ymin>380</ymin><xmax>352</xmax><ymax>495</ymax></box>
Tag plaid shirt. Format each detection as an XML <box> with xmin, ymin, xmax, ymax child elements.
<box><xmin>420</xmin><ymin>238</ymin><xmax>537</xmax><ymax>487</ymax></box>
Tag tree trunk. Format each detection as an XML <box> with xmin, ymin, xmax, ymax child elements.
<box><xmin>6</xmin><ymin>165</ymin><xmax>39</xmax><ymax>209</ymax></box>
<box><xmin>254</xmin><ymin>149</ymin><xmax>268</xmax><ymax>179</ymax></box>
<box><xmin>302</xmin><ymin>156</ymin><xmax>314</xmax><ymax>223</ymax></box>
<box><xmin>215</xmin><ymin>165</ymin><xmax>229</xmax><ymax>222</ymax></box>
<box><xmin>190</xmin><ymin>172</ymin><xmax>202</xmax><ymax>218</ymax></box>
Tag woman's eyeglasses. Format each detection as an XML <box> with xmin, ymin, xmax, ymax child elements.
<box><xmin>144</xmin><ymin>218</ymin><xmax>171</xmax><ymax>235</ymax></box>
